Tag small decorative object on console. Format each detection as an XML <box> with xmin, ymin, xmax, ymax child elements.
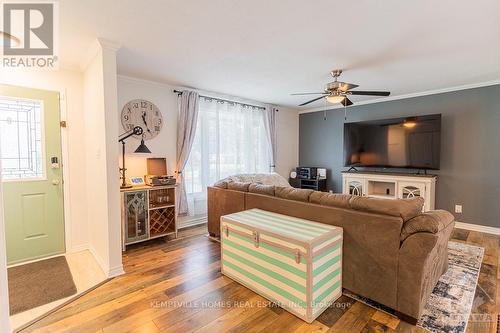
<box><xmin>130</xmin><ymin>177</ymin><xmax>145</xmax><ymax>186</ymax></box>
<box><xmin>146</xmin><ymin>175</ymin><xmax>176</xmax><ymax>186</ymax></box>
<box><xmin>145</xmin><ymin>157</ymin><xmax>176</xmax><ymax>186</ymax></box>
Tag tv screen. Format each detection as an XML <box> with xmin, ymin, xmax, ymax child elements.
<box><xmin>344</xmin><ymin>114</ymin><xmax>441</xmax><ymax>170</ymax></box>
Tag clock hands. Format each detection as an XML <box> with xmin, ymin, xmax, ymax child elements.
<box><xmin>141</xmin><ymin>112</ymin><xmax>152</xmax><ymax>134</ymax></box>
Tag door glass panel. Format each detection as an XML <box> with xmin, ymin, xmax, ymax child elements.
<box><xmin>125</xmin><ymin>191</ymin><xmax>148</xmax><ymax>243</ymax></box>
<box><xmin>0</xmin><ymin>97</ymin><xmax>44</xmax><ymax>180</ymax></box>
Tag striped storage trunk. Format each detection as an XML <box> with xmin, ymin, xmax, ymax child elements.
<box><xmin>221</xmin><ymin>208</ymin><xmax>343</xmax><ymax>323</ymax></box>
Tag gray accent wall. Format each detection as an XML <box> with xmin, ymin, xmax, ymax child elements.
<box><xmin>299</xmin><ymin>84</ymin><xmax>500</xmax><ymax>228</ymax></box>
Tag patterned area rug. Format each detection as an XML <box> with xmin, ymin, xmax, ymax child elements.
<box><xmin>345</xmin><ymin>241</ymin><xmax>484</xmax><ymax>333</ymax></box>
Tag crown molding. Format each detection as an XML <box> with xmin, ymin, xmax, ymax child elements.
<box><xmin>79</xmin><ymin>38</ymin><xmax>121</xmax><ymax>72</ymax></box>
<box><xmin>97</xmin><ymin>38</ymin><xmax>121</xmax><ymax>52</ymax></box>
<box><xmin>298</xmin><ymin>79</ymin><xmax>500</xmax><ymax>114</ymax></box>
<box><xmin>117</xmin><ymin>74</ymin><xmax>180</xmax><ymax>89</ymax></box>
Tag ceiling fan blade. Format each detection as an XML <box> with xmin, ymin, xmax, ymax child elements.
<box><xmin>299</xmin><ymin>95</ymin><xmax>326</xmax><ymax>106</ymax></box>
<box><xmin>337</xmin><ymin>82</ymin><xmax>359</xmax><ymax>92</ymax></box>
<box><xmin>341</xmin><ymin>97</ymin><xmax>353</xmax><ymax>107</ymax></box>
<box><xmin>291</xmin><ymin>92</ymin><xmax>328</xmax><ymax>96</ymax></box>
<box><xmin>348</xmin><ymin>90</ymin><xmax>391</xmax><ymax>96</ymax></box>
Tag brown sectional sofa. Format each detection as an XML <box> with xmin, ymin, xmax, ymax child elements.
<box><xmin>208</xmin><ymin>181</ymin><xmax>455</xmax><ymax>324</ymax></box>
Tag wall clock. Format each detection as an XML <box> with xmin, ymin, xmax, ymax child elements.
<box><xmin>121</xmin><ymin>99</ymin><xmax>162</xmax><ymax>140</ymax></box>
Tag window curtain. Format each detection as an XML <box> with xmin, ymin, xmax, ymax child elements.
<box><xmin>183</xmin><ymin>97</ymin><xmax>271</xmax><ymax>218</ymax></box>
<box><xmin>264</xmin><ymin>105</ymin><xmax>277</xmax><ymax>172</ymax></box>
<box><xmin>176</xmin><ymin>90</ymin><xmax>199</xmax><ymax>215</ymax></box>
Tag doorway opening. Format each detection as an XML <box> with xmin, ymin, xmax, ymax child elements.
<box><xmin>0</xmin><ymin>84</ymin><xmax>105</xmax><ymax>330</ymax></box>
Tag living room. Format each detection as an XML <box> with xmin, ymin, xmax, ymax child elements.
<box><xmin>0</xmin><ymin>1</ymin><xmax>498</xmax><ymax>332</ymax></box>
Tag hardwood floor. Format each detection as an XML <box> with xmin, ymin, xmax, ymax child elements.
<box><xmin>22</xmin><ymin>226</ymin><xmax>499</xmax><ymax>333</ymax></box>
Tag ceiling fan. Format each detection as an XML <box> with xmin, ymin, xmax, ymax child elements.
<box><xmin>292</xmin><ymin>70</ymin><xmax>391</xmax><ymax>107</ymax></box>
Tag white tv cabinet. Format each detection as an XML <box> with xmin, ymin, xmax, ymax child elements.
<box><xmin>341</xmin><ymin>171</ymin><xmax>437</xmax><ymax>211</ymax></box>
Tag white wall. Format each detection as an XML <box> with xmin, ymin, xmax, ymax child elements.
<box><xmin>117</xmin><ymin>76</ymin><xmax>178</xmax><ymax>177</ymax></box>
<box><xmin>117</xmin><ymin>76</ymin><xmax>299</xmax><ymax>180</ymax></box>
<box><xmin>0</xmin><ymin>68</ymin><xmax>88</xmax><ymax>253</ymax></box>
<box><xmin>101</xmin><ymin>44</ymin><xmax>123</xmax><ymax>277</ymax></box>
<box><xmin>83</xmin><ymin>40</ymin><xmax>123</xmax><ymax>277</ymax></box>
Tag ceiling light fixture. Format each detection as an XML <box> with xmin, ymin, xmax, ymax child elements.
<box><xmin>0</xmin><ymin>31</ymin><xmax>20</xmax><ymax>47</ymax></box>
<box><xmin>326</xmin><ymin>95</ymin><xmax>345</xmax><ymax>104</ymax></box>
<box><xmin>403</xmin><ymin>117</ymin><xmax>417</xmax><ymax>128</ymax></box>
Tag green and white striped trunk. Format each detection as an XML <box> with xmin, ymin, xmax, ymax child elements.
<box><xmin>221</xmin><ymin>208</ymin><xmax>343</xmax><ymax>323</ymax></box>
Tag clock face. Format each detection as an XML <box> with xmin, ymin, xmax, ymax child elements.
<box><xmin>121</xmin><ymin>99</ymin><xmax>163</xmax><ymax>140</ymax></box>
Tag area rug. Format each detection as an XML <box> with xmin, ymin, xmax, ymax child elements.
<box><xmin>8</xmin><ymin>256</ymin><xmax>77</xmax><ymax>315</ymax></box>
<box><xmin>344</xmin><ymin>241</ymin><xmax>484</xmax><ymax>333</ymax></box>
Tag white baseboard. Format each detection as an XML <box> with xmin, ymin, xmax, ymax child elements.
<box><xmin>454</xmin><ymin>221</ymin><xmax>500</xmax><ymax>236</ymax></box>
<box><xmin>7</xmin><ymin>252</ymin><xmax>64</xmax><ymax>268</ymax></box>
<box><xmin>178</xmin><ymin>216</ymin><xmax>207</xmax><ymax>229</ymax></box>
<box><xmin>107</xmin><ymin>265</ymin><xmax>125</xmax><ymax>278</ymax></box>
<box><xmin>88</xmin><ymin>246</ymin><xmax>125</xmax><ymax>279</ymax></box>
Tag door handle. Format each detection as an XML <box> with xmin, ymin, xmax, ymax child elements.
<box><xmin>52</xmin><ymin>179</ymin><xmax>60</xmax><ymax>185</ymax></box>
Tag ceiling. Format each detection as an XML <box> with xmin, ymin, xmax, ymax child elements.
<box><xmin>60</xmin><ymin>0</ymin><xmax>500</xmax><ymax>108</ymax></box>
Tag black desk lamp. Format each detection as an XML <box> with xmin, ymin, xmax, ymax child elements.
<box><xmin>119</xmin><ymin>126</ymin><xmax>151</xmax><ymax>189</ymax></box>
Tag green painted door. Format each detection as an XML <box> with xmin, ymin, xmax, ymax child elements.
<box><xmin>0</xmin><ymin>84</ymin><xmax>65</xmax><ymax>265</ymax></box>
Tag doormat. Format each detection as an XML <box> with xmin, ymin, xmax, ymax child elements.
<box><xmin>8</xmin><ymin>256</ymin><xmax>77</xmax><ymax>315</ymax></box>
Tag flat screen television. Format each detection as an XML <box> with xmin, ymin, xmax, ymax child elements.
<box><xmin>343</xmin><ymin>114</ymin><xmax>441</xmax><ymax>170</ymax></box>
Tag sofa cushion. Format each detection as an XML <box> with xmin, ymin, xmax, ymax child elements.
<box><xmin>321</xmin><ymin>193</ymin><xmax>353</xmax><ymax>208</ymax></box>
<box><xmin>400</xmin><ymin>210</ymin><xmax>455</xmax><ymax>241</ymax></box>
<box><xmin>213</xmin><ymin>179</ymin><xmax>228</xmax><ymax>189</ymax></box>
<box><xmin>349</xmin><ymin>196</ymin><xmax>424</xmax><ymax>221</ymax></box>
<box><xmin>227</xmin><ymin>181</ymin><xmax>251</xmax><ymax>192</ymax></box>
<box><xmin>309</xmin><ymin>191</ymin><xmax>328</xmax><ymax>204</ymax></box>
<box><xmin>310</xmin><ymin>192</ymin><xmax>352</xmax><ymax>208</ymax></box>
<box><xmin>275</xmin><ymin>186</ymin><xmax>313</xmax><ymax>202</ymax></box>
<box><xmin>248</xmin><ymin>183</ymin><xmax>275</xmax><ymax>196</ymax></box>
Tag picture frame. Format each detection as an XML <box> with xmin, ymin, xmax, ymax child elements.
<box><xmin>130</xmin><ymin>177</ymin><xmax>145</xmax><ymax>186</ymax></box>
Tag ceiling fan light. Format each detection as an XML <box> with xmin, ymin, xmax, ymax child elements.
<box><xmin>326</xmin><ymin>95</ymin><xmax>345</xmax><ymax>104</ymax></box>
<box><xmin>403</xmin><ymin>117</ymin><xmax>417</xmax><ymax>128</ymax></box>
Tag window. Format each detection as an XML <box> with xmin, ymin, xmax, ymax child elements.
<box><xmin>183</xmin><ymin>97</ymin><xmax>271</xmax><ymax>218</ymax></box>
<box><xmin>0</xmin><ymin>97</ymin><xmax>44</xmax><ymax>180</ymax></box>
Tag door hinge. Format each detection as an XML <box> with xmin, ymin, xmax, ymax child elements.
<box><xmin>60</xmin><ymin>121</ymin><xmax>67</xmax><ymax>128</ymax></box>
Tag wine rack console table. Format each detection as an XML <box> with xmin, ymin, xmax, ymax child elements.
<box><xmin>120</xmin><ymin>185</ymin><xmax>177</xmax><ymax>250</ymax></box>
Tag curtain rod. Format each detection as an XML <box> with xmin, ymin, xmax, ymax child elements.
<box><xmin>173</xmin><ymin>90</ymin><xmax>276</xmax><ymax>111</ymax></box>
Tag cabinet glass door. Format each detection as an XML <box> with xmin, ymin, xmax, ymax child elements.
<box><xmin>398</xmin><ymin>182</ymin><xmax>426</xmax><ymax>200</ymax></box>
<box><xmin>125</xmin><ymin>191</ymin><xmax>148</xmax><ymax>243</ymax></box>
<box><xmin>347</xmin><ymin>179</ymin><xmax>364</xmax><ymax>196</ymax></box>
